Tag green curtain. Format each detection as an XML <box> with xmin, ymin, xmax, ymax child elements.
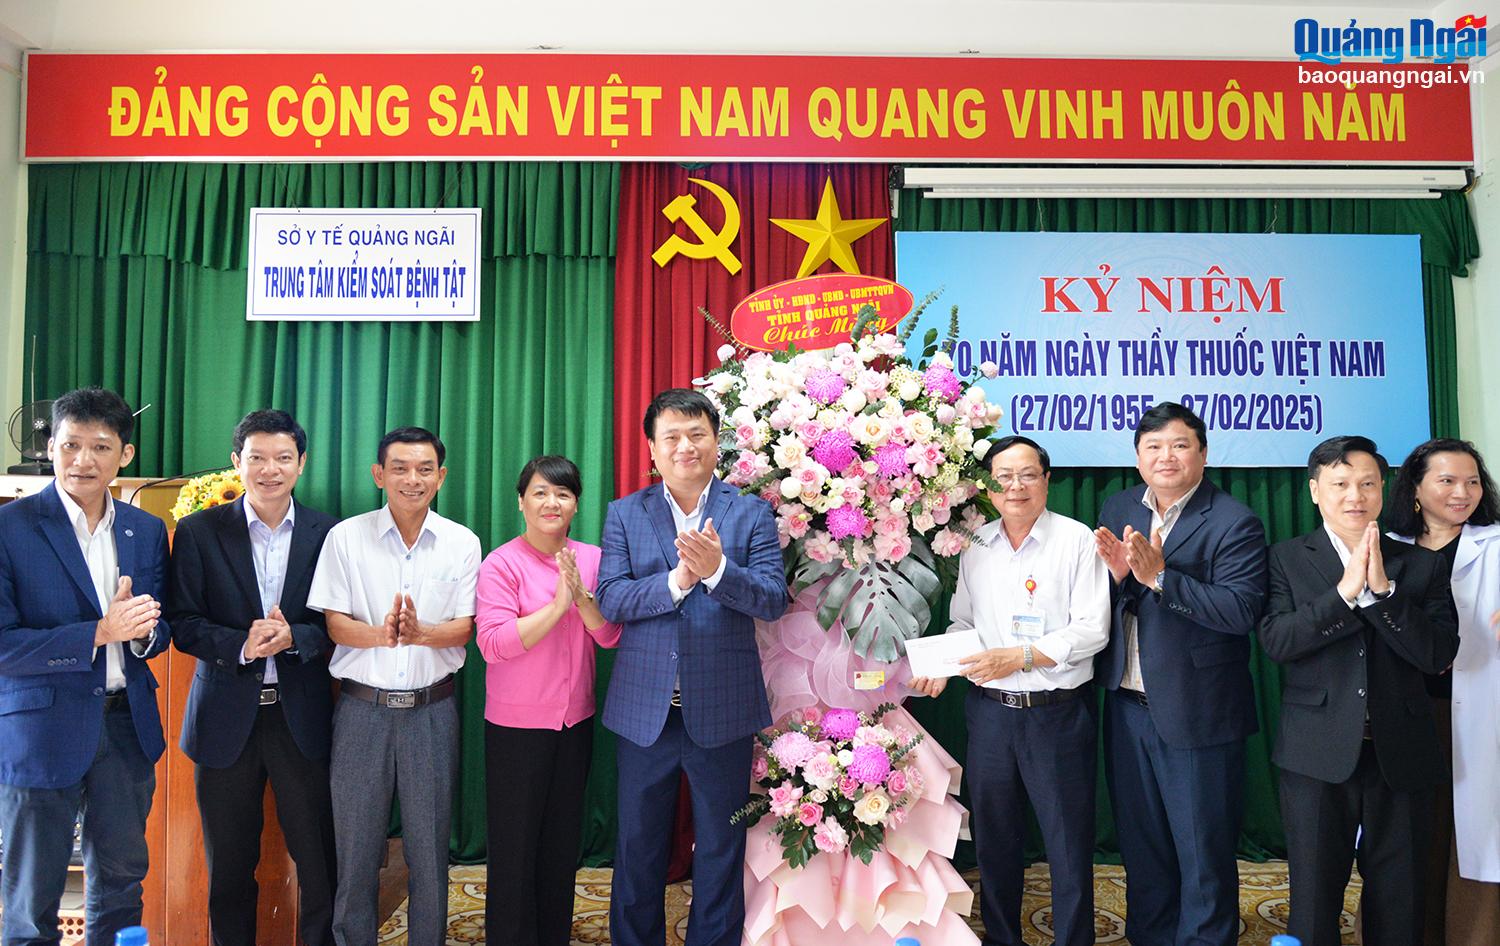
<box><xmin>24</xmin><ymin>161</ymin><xmax>620</xmax><ymax>864</ymax></box>
<box><xmin>895</xmin><ymin>191</ymin><xmax>1478</xmax><ymax>864</ymax></box>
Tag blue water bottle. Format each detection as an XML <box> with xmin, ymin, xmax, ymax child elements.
<box><xmin>1270</xmin><ymin>936</ymin><xmax>1301</xmax><ymax>946</ymax></box>
<box><xmin>115</xmin><ymin>927</ymin><xmax>149</xmax><ymax>946</ymax></box>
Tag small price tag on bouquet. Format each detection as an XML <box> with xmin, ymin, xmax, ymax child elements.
<box><xmin>853</xmin><ymin>670</ymin><xmax>886</xmax><ymax>690</ymax></box>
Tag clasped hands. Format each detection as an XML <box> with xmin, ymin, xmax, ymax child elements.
<box><xmin>94</xmin><ymin>575</ymin><xmax>160</xmax><ymax>646</ymax></box>
<box><xmin>1094</xmin><ymin>525</ymin><xmax>1166</xmax><ymax>588</ymax></box>
<box><xmin>672</xmin><ymin>517</ymin><xmax>723</xmax><ymax>592</ymax></box>
<box><xmin>243</xmin><ymin>604</ymin><xmax>294</xmax><ymax>660</ymax></box>
<box><xmin>1336</xmin><ymin>521</ymin><xmax>1391</xmax><ymax>604</ymax></box>
<box><xmin>550</xmin><ymin>546</ymin><xmax>596</xmax><ymax>610</ymax></box>
<box><xmin>379</xmin><ymin>592</ymin><xmax>437</xmax><ymax>647</ymax></box>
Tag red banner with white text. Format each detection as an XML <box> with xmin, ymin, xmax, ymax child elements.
<box><xmin>23</xmin><ymin>52</ymin><xmax>1475</xmax><ymax>164</ymax></box>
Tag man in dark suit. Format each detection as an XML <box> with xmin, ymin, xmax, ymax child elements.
<box><xmin>1094</xmin><ymin>401</ymin><xmax>1268</xmax><ymax>946</ymax></box>
<box><xmin>1260</xmin><ymin>435</ymin><xmax>1459</xmax><ymax>946</ymax></box>
<box><xmin>168</xmin><ymin>409</ymin><xmax>339</xmax><ymax>946</ymax></box>
<box><xmin>599</xmin><ymin>388</ymin><xmax>788</xmax><ymax>946</ymax></box>
<box><xmin>0</xmin><ymin>387</ymin><xmax>171</xmax><ymax>946</ymax></box>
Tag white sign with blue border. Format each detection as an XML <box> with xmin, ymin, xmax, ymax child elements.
<box><xmin>247</xmin><ymin>208</ymin><xmax>482</xmax><ymax>322</ymax></box>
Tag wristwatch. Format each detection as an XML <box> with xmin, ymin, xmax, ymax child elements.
<box><xmin>1021</xmin><ymin>643</ymin><xmax>1034</xmax><ymax>673</ymax></box>
<box><xmin>581</xmin><ymin>587</ymin><xmax>596</xmax><ymax>602</ymax></box>
<box><xmin>1152</xmin><ymin>569</ymin><xmax>1166</xmax><ymax>594</ymax></box>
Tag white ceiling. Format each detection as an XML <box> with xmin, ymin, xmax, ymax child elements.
<box><xmin>0</xmin><ymin>0</ymin><xmax>1470</xmax><ymax>66</ymax></box>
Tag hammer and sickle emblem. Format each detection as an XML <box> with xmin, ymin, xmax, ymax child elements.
<box><xmin>651</xmin><ymin>177</ymin><xmax>743</xmax><ymax>275</ymax></box>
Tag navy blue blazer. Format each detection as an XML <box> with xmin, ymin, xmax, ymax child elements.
<box><xmin>598</xmin><ymin>478</ymin><xmax>788</xmax><ymax>749</ymax></box>
<box><xmin>1096</xmin><ymin>479</ymin><xmax>1268</xmax><ymax>748</ymax></box>
<box><xmin>0</xmin><ymin>482</ymin><xmax>170</xmax><ymax>789</ymax></box>
<box><xmin>168</xmin><ymin>497</ymin><xmax>337</xmax><ymax>767</ymax></box>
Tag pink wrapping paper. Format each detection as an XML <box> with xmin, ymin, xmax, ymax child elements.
<box><xmin>742</xmin><ymin>584</ymin><xmax>978</xmax><ymax>946</ymax></box>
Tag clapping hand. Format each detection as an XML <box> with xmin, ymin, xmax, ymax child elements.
<box><xmin>397</xmin><ymin>593</ymin><xmax>435</xmax><ymax>646</ymax></box>
<box><xmin>380</xmin><ymin>592</ymin><xmax>402</xmax><ymax>647</ymax></box>
<box><xmin>1094</xmin><ymin>527</ymin><xmax>1130</xmax><ymax>584</ymax></box>
<box><xmin>95</xmin><ymin>576</ymin><xmax>160</xmax><ymax>646</ymax></box>
<box><xmin>1123</xmin><ymin>526</ymin><xmax>1166</xmax><ymax>588</ymax></box>
<box><xmin>674</xmin><ymin>517</ymin><xmax>724</xmax><ymax>590</ymax></box>
<box><xmin>1364</xmin><ymin>522</ymin><xmax>1390</xmax><ymax>595</ymax></box>
<box><xmin>556</xmin><ymin>547</ymin><xmax>587</xmax><ymax>603</ymax></box>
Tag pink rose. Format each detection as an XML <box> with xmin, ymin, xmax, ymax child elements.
<box><xmin>888</xmin><ymin>806</ymin><xmax>909</xmax><ymax>828</ymax></box>
<box><xmin>935</xmin><ymin>403</ymin><xmax>957</xmax><ymax>425</ymax></box>
<box><xmin>873</xmin><ymin>513</ymin><xmax>907</xmax><ymax>538</ymax></box>
<box><xmin>802</xmin><ymin>531</ymin><xmax>841</xmax><ymax>564</ymax></box>
<box><xmin>838</xmin><ymin>774</ymin><xmax>859</xmax><ymax>797</ymax></box>
<box><xmin>931</xmin><ymin>528</ymin><xmax>965</xmax><ymax>557</ymax></box>
<box><xmin>868</xmin><ymin>479</ymin><xmax>894</xmax><ymax>502</ymax></box>
<box><xmin>886</xmin><ymin>769</ymin><xmax>908</xmax><ymax>794</ymax></box>
<box><xmin>802</xmin><ymin>705</ymin><xmax>824</xmax><ymax>726</ymax></box>
<box><xmin>797</xmin><ymin>801</ymin><xmax>823</xmax><ymax>826</ymax></box>
<box><xmin>751</xmin><ymin>754</ymin><xmax>770</xmax><ymax>781</ymax></box>
<box><xmin>769</xmin><ymin>782</ymin><xmax>804</xmax><ymax>817</ymax></box>
<box><xmin>874</xmin><ymin>532</ymin><xmax>912</xmax><ymax>562</ymax></box>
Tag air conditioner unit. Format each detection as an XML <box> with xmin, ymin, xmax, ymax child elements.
<box><xmin>900</xmin><ymin>166</ymin><xmax>1469</xmax><ymax>200</ymax></box>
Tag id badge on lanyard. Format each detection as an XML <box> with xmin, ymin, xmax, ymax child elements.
<box><xmin>1010</xmin><ymin>575</ymin><xmax>1046</xmax><ymax>641</ymax></box>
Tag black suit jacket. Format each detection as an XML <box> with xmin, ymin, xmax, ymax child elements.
<box><xmin>1096</xmin><ymin>479</ymin><xmax>1268</xmax><ymax>748</ymax></box>
<box><xmin>1259</xmin><ymin>528</ymin><xmax>1459</xmax><ymax>792</ymax></box>
<box><xmin>168</xmin><ymin>497</ymin><xmax>338</xmax><ymax>768</ymax></box>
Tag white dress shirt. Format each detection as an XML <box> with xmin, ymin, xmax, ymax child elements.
<box><xmin>664</xmin><ymin>480</ymin><xmax>727</xmax><ymax>604</ymax></box>
<box><xmin>239</xmin><ymin>499</ymin><xmax>296</xmax><ymax>684</ymax></box>
<box><xmin>56</xmin><ymin>486</ymin><xmax>136</xmax><ymax>692</ymax></box>
<box><xmin>947</xmin><ymin>509</ymin><xmax>1110</xmax><ymax>692</ymax></box>
<box><xmin>307</xmin><ymin>505</ymin><xmax>481</xmax><ymax>689</ymax></box>
<box><xmin>1120</xmin><ymin>480</ymin><xmax>1202</xmax><ymax>693</ymax></box>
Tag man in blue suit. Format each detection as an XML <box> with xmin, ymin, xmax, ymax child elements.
<box><xmin>599</xmin><ymin>388</ymin><xmax>788</xmax><ymax>946</ymax></box>
<box><xmin>1093</xmin><ymin>402</ymin><xmax>1268</xmax><ymax>946</ymax></box>
<box><xmin>0</xmin><ymin>387</ymin><xmax>171</xmax><ymax>946</ymax></box>
<box><xmin>168</xmin><ymin>409</ymin><xmax>338</xmax><ymax>946</ymax></box>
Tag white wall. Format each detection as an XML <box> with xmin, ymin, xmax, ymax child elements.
<box><xmin>0</xmin><ymin>39</ymin><xmax>24</xmax><ymax>469</ymax></box>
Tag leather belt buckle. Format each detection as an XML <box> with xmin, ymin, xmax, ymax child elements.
<box><xmin>670</xmin><ymin>691</ymin><xmax>682</xmax><ymax>708</ymax></box>
<box><xmin>258</xmin><ymin>687</ymin><xmax>279</xmax><ymax>706</ymax></box>
<box><xmin>1001</xmin><ymin>691</ymin><xmax>1026</xmax><ymax>709</ymax></box>
<box><xmin>386</xmin><ymin>690</ymin><xmax>418</xmax><ymax>709</ymax></box>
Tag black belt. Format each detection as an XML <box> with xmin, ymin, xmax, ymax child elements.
<box><xmin>103</xmin><ymin>690</ymin><xmax>130</xmax><ymax>712</ymax></box>
<box><xmin>982</xmin><ymin>685</ymin><xmax>1087</xmax><ymax>709</ymax></box>
<box><xmin>1118</xmin><ymin>688</ymin><xmax>1149</xmax><ymax>707</ymax></box>
<box><xmin>340</xmin><ymin>675</ymin><xmax>455</xmax><ymax>709</ymax></box>
<box><xmin>258</xmin><ymin>687</ymin><xmax>279</xmax><ymax>706</ymax></box>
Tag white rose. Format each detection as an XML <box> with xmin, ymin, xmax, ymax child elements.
<box><xmin>908</xmin><ymin>413</ymin><xmax>935</xmax><ymax>442</ymax></box>
<box><xmin>837</xmin><ymin>749</ymin><xmax>854</xmax><ymax>767</ymax></box>
<box><xmin>731</xmin><ymin>406</ymin><xmax>757</xmax><ymax>428</ymax></box>
<box><xmin>779</xmin><ymin>478</ymin><xmax>803</xmax><ymax>499</ymax></box>
<box><xmin>853</xmin><ymin>789</ymin><xmax>892</xmax><ymax>826</ymax></box>
<box><xmin>972</xmin><ymin>439</ymin><xmax>992</xmax><ymax>460</ymax></box>
<box><xmin>773</xmin><ymin>437</ymin><xmax>807</xmax><ymax>469</ymax></box>
<box><xmin>930</xmin><ymin>351</ymin><xmax>954</xmax><ymax>369</ymax></box>
<box><xmin>717</xmin><ymin>343</ymin><xmax>738</xmax><ymax>363</ymax></box>
<box><xmin>839</xmin><ymin>388</ymin><xmax>868</xmax><ymax>413</ymax></box>
<box><xmin>896</xmin><ymin>379</ymin><xmax>921</xmax><ymax>401</ymax></box>
<box><xmin>889</xmin><ymin>497</ymin><xmax>905</xmax><ymax>514</ymax></box>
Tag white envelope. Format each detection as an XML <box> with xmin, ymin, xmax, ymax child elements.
<box><xmin>903</xmin><ymin>630</ymin><xmax>985</xmax><ymax>679</ymax></box>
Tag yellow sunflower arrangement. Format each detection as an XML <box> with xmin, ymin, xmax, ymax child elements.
<box><xmin>171</xmin><ymin>470</ymin><xmax>245</xmax><ymax>522</ymax></box>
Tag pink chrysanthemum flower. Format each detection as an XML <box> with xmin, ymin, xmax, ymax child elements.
<box><xmin>820</xmin><ymin>708</ymin><xmax>860</xmax><ymax>741</ymax></box>
<box><xmin>811</xmin><ymin>430</ymin><xmax>857</xmax><ymax>474</ymax></box>
<box><xmin>923</xmin><ymin>364</ymin><xmax>963</xmax><ymax>403</ymax></box>
<box><xmin>825</xmin><ymin>504</ymin><xmax>871</xmax><ymax>541</ymax></box>
<box><xmin>848</xmin><ymin>744</ymin><xmax>892</xmax><ymax>785</ymax></box>
<box><xmin>872</xmin><ymin>441</ymin><xmax>910</xmax><ymax>478</ymax></box>
<box><xmin>769</xmin><ymin>731</ymin><xmax>817</xmax><ymax>769</ymax></box>
<box><xmin>805</xmin><ymin>368</ymin><xmax>848</xmax><ymax>405</ymax></box>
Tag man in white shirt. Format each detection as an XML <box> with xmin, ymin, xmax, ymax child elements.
<box><xmin>307</xmin><ymin>427</ymin><xmax>481</xmax><ymax>946</ymax></box>
<box><xmin>910</xmin><ymin>435</ymin><xmax>1109</xmax><ymax>946</ymax></box>
<box><xmin>0</xmin><ymin>387</ymin><xmax>170</xmax><ymax>946</ymax></box>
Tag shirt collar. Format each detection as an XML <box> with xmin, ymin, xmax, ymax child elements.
<box><xmin>663</xmin><ymin>479</ymin><xmax>715</xmax><ymax>518</ymax></box>
<box><xmin>376</xmin><ymin>504</ymin><xmax>440</xmax><ymax>547</ymax></box>
<box><xmin>55</xmin><ymin>483</ymin><xmax>115</xmax><ymax>537</ymax></box>
<box><xmin>245</xmin><ymin>497</ymin><xmax>295</xmax><ymax>533</ymax></box>
<box><xmin>1323</xmin><ymin>522</ymin><xmax>1356</xmax><ymax>562</ymax></box>
<box><xmin>1142</xmin><ymin>479</ymin><xmax>1203</xmax><ymax>519</ymax></box>
<box><xmin>978</xmin><ymin>508</ymin><xmax>1050</xmax><ymax>551</ymax></box>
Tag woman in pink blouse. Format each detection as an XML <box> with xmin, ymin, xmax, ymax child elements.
<box><xmin>475</xmin><ymin>455</ymin><xmax>620</xmax><ymax>946</ymax></box>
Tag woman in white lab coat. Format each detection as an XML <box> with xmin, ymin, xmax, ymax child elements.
<box><xmin>1390</xmin><ymin>438</ymin><xmax>1500</xmax><ymax>946</ymax></box>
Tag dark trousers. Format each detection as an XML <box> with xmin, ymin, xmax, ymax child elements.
<box><xmin>0</xmin><ymin>702</ymin><xmax>155</xmax><ymax>946</ymax></box>
<box><xmin>484</xmin><ymin>718</ymin><xmax>593</xmax><ymax>946</ymax></box>
<box><xmin>610</xmin><ymin>708</ymin><xmax>752</xmax><ymax>946</ymax></box>
<box><xmin>965</xmin><ymin>687</ymin><xmax>1097</xmax><ymax>946</ymax></box>
<box><xmin>195</xmin><ymin>702</ymin><xmax>337</xmax><ymax>946</ymax></box>
<box><xmin>1280</xmin><ymin>740</ymin><xmax>1429</xmax><ymax>946</ymax></box>
<box><xmin>1104</xmin><ymin>691</ymin><xmax>1245</xmax><ymax>946</ymax></box>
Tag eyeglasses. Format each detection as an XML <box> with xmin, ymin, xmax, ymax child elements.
<box><xmin>993</xmin><ymin>472</ymin><xmax>1043</xmax><ymax>488</ymax></box>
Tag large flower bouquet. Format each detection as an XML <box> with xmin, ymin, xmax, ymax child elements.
<box><xmin>734</xmin><ymin>703</ymin><xmax>925</xmax><ymax>868</ymax></box>
<box><xmin>697</xmin><ymin>303</ymin><xmax>1002</xmax><ymax>660</ymax></box>
<box><xmin>170</xmin><ymin>469</ymin><xmax>243</xmax><ymax>522</ymax></box>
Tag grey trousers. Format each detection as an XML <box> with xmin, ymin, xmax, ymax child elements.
<box><xmin>329</xmin><ymin>694</ymin><xmax>459</xmax><ymax>946</ymax></box>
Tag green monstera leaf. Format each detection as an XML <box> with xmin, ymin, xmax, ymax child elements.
<box><xmin>807</xmin><ymin>535</ymin><xmax>943</xmax><ymax>661</ymax></box>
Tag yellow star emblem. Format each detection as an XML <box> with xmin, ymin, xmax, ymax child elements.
<box><xmin>770</xmin><ymin>178</ymin><xmax>887</xmax><ymax>279</ymax></box>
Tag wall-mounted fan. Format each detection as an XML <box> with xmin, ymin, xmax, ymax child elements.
<box><xmin>7</xmin><ymin>400</ymin><xmax>54</xmax><ymax>475</ymax></box>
